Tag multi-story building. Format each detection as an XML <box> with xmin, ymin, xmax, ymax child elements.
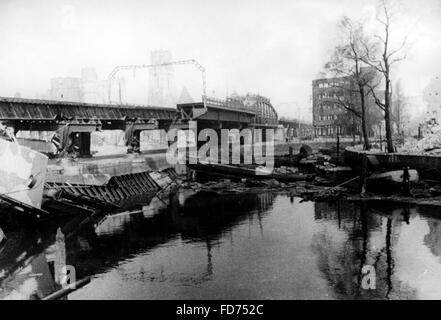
<box><xmin>423</xmin><ymin>75</ymin><xmax>441</xmax><ymax>123</ymax></box>
<box><xmin>80</xmin><ymin>67</ymin><xmax>101</xmax><ymax>104</ymax></box>
<box><xmin>312</xmin><ymin>68</ymin><xmax>379</xmax><ymax>138</ymax></box>
<box><xmin>147</xmin><ymin>50</ymin><xmax>176</xmax><ymax>108</ymax></box>
<box><xmin>312</xmin><ymin>76</ymin><xmax>358</xmax><ymax>137</ymax></box>
<box><xmin>47</xmin><ymin>67</ymin><xmax>125</xmax><ymax>104</ymax></box>
<box><xmin>49</xmin><ymin>77</ymin><xmax>82</xmax><ymax>102</ymax></box>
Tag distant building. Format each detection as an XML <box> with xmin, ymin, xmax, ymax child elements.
<box><xmin>312</xmin><ymin>76</ymin><xmax>358</xmax><ymax>137</ymax></box>
<box><xmin>81</xmin><ymin>67</ymin><xmax>101</xmax><ymax>103</ymax></box>
<box><xmin>147</xmin><ymin>50</ymin><xmax>176</xmax><ymax>108</ymax></box>
<box><xmin>47</xmin><ymin>67</ymin><xmax>125</xmax><ymax>104</ymax></box>
<box><xmin>312</xmin><ymin>68</ymin><xmax>379</xmax><ymax>138</ymax></box>
<box><xmin>398</xmin><ymin>95</ymin><xmax>425</xmax><ymax>137</ymax></box>
<box><xmin>50</xmin><ymin>77</ymin><xmax>82</xmax><ymax>102</ymax></box>
<box><xmin>278</xmin><ymin>117</ymin><xmax>314</xmax><ymax>141</ymax></box>
<box><xmin>423</xmin><ymin>75</ymin><xmax>441</xmax><ymax>123</ymax></box>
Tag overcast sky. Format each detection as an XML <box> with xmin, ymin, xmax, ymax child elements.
<box><xmin>0</xmin><ymin>0</ymin><xmax>440</xmax><ymax>120</ymax></box>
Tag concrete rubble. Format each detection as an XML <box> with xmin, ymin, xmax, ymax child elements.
<box><xmin>402</xmin><ymin>125</ymin><xmax>441</xmax><ymax>154</ymax></box>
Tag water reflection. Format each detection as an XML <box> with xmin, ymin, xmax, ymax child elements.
<box><xmin>312</xmin><ymin>201</ymin><xmax>418</xmax><ymax>299</ymax></box>
<box><xmin>2</xmin><ymin>191</ymin><xmax>441</xmax><ymax>299</ymax></box>
<box><xmin>0</xmin><ymin>190</ymin><xmax>273</xmax><ymax>299</ymax></box>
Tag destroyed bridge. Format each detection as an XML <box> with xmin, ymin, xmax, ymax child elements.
<box><xmin>0</xmin><ymin>95</ymin><xmax>279</xmax><ymax>157</ymax></box>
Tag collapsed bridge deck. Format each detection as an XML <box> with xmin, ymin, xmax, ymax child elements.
<box><xmin>0</xmin><ymin>97</ymin><xmax>178</xmax><ymax>131</ymax></box>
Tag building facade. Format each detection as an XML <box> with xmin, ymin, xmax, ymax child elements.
<box><xmin>147</xmin><ymin>50</ymin><xmax>176</xmax><ymax>108</ymax></box>
<box><xmin>312</xmin><ymin>76</ymin><xmax>359</xmax><ymax>138</ymax></box>
<box><xmin>49</xmin><ymin>77</ymin><xmax>82</xmax><ymax>102</ymax></box>
<box><xmin>47</xmin><ymin>68</ymin><xmax>125</xmax><ymax>104</ymax></box>
<box><xmin>423</xmin><ymin>75</ymin><xmax>441</xmax><ymax>123</ymax></box>
<box><xmin>312</xmin><ymin>67</ymin><xmax>380</xmax><ymax>138</ymax></box>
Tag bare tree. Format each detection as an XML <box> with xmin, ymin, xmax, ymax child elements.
<box><xmin>324</xmin><ymin>16</ymin><xmax>376</xmax><ymax>150</ymax></box>
<box><xmin>393</xmin><ymin>80</ymin><xmax>403</xmax><ymax>133</ymax></box>
<box><xmin>361</xmin><ymin>0</ymin><xmax>408</xmax><ymax>153</ymax></box>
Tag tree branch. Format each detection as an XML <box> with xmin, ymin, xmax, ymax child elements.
<box><xmin>387</xmin><ymin>35</ymin><xmax>408</xmax><ymax>59</ymax></box>
<box><xmin>365</xmin><ymin>81</ymin><xmax>386</xmax><ymax>111</ymax></box>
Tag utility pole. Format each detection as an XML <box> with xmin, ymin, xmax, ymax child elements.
<box><xmin>118</xmin><ymin>80</ymin><xmax>122</xmax><ymax>105</ymax></box>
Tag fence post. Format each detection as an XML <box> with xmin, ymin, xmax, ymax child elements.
<box><xmin>360</xmin><ymin>153</ymin><xmax>367</xmax><ymax>195</ymax></box>
<box><xmin>336</xmin><ymin>135</ymin><xmax>340</xmax><ymax>163</ymax></box>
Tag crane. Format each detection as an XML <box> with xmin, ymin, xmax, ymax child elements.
<box><xmin>107</xmin><ymin>59</ymin><xmax>207</xmax><ymax>108</ymax></box>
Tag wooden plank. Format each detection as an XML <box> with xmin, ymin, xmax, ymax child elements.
<box><xmin>0</xmin><ymin>194</ymin><xmax>50</xmax><ymax>219</ymax></box>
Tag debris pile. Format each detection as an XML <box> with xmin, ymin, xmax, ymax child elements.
<box><xmin>307</xmin><ymin>153</ymin><xmax>332</xmax><ymax>162</ymax></box>
<box><xmin>180</xmin><ymin>175</ymin><xmax>356</xmax><ymax>203</ymax></box>
<box><xmin>0</xmin><ymin>123</ymin><xmax>15</xmax><ymax>142</ymax></box>
<box><xmin>272</xmin><ymin>166</ymin><xmax>299</xmax><ymax>174</ymax></box>
<box><xmin>182</xmin><ymin>178</ymin><xmax>300</xmax><ymax>194</ymax></box>
<box><xmin>402</xmin><ymin>125</ymin><xmax>441</xmax><ymax>154</ymax></box>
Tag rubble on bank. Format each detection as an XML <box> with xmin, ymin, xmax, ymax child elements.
<box><xmin>180</xmin><ymin>173</ymin><xmax>357</xmax><ymax>202</ymax></box>
<box><xmin>182</xmin><ymin>143</ymin><xmax>441</xmax><ymax>206</ymax></box>
<box><xmin>179</xmin><ymin>172</ymin><xmax>441</xmax><ymax>207</ymax></box>
<box><xmin>401</xmin><ymin>125</ymin><xmax>441</xmax><ymax>155</ymax></box>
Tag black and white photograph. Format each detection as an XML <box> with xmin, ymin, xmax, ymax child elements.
<box><xmin>1</xmin><ymin>0</ymin><xmax>441</xmax><ymax>307</ymax></box>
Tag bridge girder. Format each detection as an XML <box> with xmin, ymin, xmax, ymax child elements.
<box><xmin>0</xmin><ymin>97</ymin><xmax>177</xmax><ymax>131</ymax></box>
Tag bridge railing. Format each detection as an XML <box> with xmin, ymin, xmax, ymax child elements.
<box><xmin>204</xmin><ymin>96</ymin><xmax>257</xmax><ymax>114</ymax></box>
<box><xmin>203</xmin><ymin>96</ymin><xmax>281</xmax><ymax>125</ymax></box>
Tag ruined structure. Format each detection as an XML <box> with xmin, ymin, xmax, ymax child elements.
<box><xmin>147</xmin><ymin>50</ymin><xmax>176</xmax><ymax>108</ymax></box>
<box><xmin>47</xmin><ymin>68</ymin><xmax>125</xmax><ymax>104</ymax></box>
<box><xmin>424</xmin><ymin>75</ymin><xmax>441</xmax><ymax>123</ymax></box>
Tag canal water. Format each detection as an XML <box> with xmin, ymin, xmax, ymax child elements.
<box><xmin>1</xmin><ymin>190</ymin><xmax>441</xmax><ymax>300</ymax></box>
